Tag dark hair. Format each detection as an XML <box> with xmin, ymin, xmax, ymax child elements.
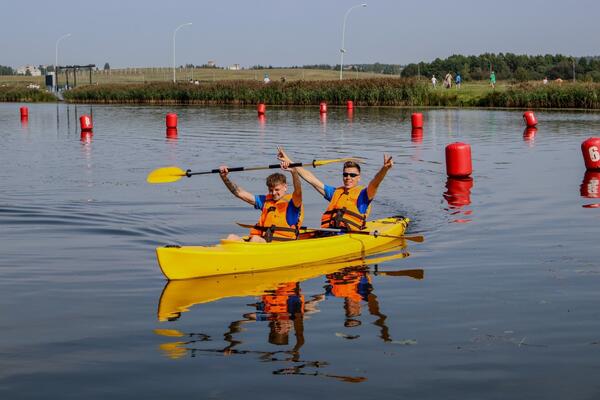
<box><xmin>266</xmin><ymin>172</ymin><xmax>287</xmax><ymax>188</ymax></box>
<box><xmin>343</xmin><ymin>161</ymin><xmax>361</xmax><ymax>172</ymax></box>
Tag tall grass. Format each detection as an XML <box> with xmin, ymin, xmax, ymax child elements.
<box><xmin>0</xmin><ymin>85</ymin><xmax>55</xmax><ymax>102</ymax></box>
<box><xmin>478</xmin><ymin>82</ymin><xmax>600</xmax><ymax>109</ymax></box>
<box><xmin>62</xmin><ymin>78</ymin><xmax>462</xmax><ymax>106</ymax></box>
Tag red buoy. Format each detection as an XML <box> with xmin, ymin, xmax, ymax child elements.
<box><xmin>445</xmin><ymin>142</ymin><xmax>472</xmax><ymax>178</ymax></box>
<box><xmin>347</xmin><ymin>101</ymin><xmax>354</xmax><ymax>110</ymax></box>
<box><xmin>79</xmin><ymin>115</ymin><xmax>93</xmax><ymax>132</ymax></box>
<box><xmin>523</xmin><ymin>111</ymin><xmax>538</xmax><ymax>127</ymax></box>
<box><xmin>320</xmin><ymin>102</ymin><xmax>327</xmax><ymax>114</ymax></box>
<box><xmin>582</xmin><ymin>137</ymin><xmax>600</xmax><ymax>170</ymax></box>
<box><xmin>444</xmin><ymin>177</ymin><xmax>473</xmax><ymax>207</ymax></box>
<box><xmin>166</xmin><ymin>113</ymin><xmax>178</xmax><ymax>129</ymax></box>
<box><xmin>411</xmin><ymin>128</ymin><xmax>423</xmax><ymax>143</ymax></box>
<box><xmin>166</xmin><ymin>128</ymin><xmax>178</xmax><ymax>139</ymax></box>
<box><xmin>20</xmin><ymin>106</ymin><xmax>29</xmax><ymax>120</ymax></box>
<box><xmin>580</xmin><ymin>171</ymin><xmax>600</xmax><ymax>198</ymax></box>
<box><xmin>523</xmin><ymin>127</ymin><xmax>537</xmax><ymax>141</ymax></box>
<box><xmin>257</xmin><ymin>103</ymin><xmax>266</xmax><ymax>116</ymax></box>
<box><xmin>411</xmin><ymin>112</ymin><xmax>423</xmax><ymax>129</ymax></box>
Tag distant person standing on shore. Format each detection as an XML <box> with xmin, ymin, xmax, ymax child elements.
<box><xmin>431</xmin><ymin>75</ymin><xmax>437</xmax><ymax>88</ymax></box>
<box><xmin>490</xmin><ymin>71</ymin><xmax>496</xmax><ymax>89</ymax></box>
<box><xmin>543</xmin><ymin>77</ymin><xmax>548</xmax><ymax>85</ymax></box>
<box><xmin>455</xmin><ymin>73</ymin><xmax>462</xmax><ymax>89</ymax></box>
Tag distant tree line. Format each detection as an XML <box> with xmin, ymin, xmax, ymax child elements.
<box><xmin>298</xmin><ymin>63</ymin><xmax>401</xmax><ymax>74</ymax></box>
<box><xmin>0</xmin><ymin>65</ymin><xmax>15</xmax><ymax>75</ymax></box>
<box><xmin>401</xmin><ymin>53</ymin><xmax>600</xmax><ymax>82</ymax></box>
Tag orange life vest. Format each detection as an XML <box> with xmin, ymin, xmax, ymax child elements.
<box><xmin>263</xmin><ymin>283</ymin><xmax>305</xmax><ymax>319</ymax></box>
<box><xmin>328</xmin><ymin>271</ymin><xmax>369</xmax><ymax>302</ymax></box>
<box><xmin>250</xmin><ymin>194</ymin><xmax>304</xmax><ymax>241</ymax></box>
<box><xmin>321</xmin><ymin>186</ymin><xmax>370</xmax><ymax>230</ymax></box>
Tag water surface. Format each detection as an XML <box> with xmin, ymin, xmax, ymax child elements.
<box><xmin>1</xmin><ymin>103</ymin><xmax>599</xmax><ymax>399</ymax></box>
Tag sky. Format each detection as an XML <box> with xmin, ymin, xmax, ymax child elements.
<box><xmin>2</xmin><ymin>0</ymin><xmax>599</xmax><ymax>69</ymax></box>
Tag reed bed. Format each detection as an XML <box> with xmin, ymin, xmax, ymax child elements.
<box><xmin>0</xmin><ymin>85</ymin><xmax>55</xmax><ymax>102</ymax></box>
<box><xmin>478</xmin><ymin>82</ymin><xmax>600</xmax><ymax>109</ymax></box>
<box><xmin>63</xmin><ymin>78</ymin><xmax>455</xmax><ymax>106</ymax></box>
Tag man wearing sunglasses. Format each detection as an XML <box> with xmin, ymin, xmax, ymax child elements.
<box><xmin>277</xmin><ymin>146</ymin><xmax>393</xmax><ymax>231</ymax></box>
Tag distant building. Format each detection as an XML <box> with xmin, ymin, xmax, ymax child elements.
<box><xmin>16</xmin><ymin>65</ymin><xmax>41</xmax><ymax>76</ymax></box>
<box><xmin>228</xmin><ymin>64</ymin><xmax>241</xmax><ymax>71</ymax></box>
<box><xmin>207</xmin><ymin>60</ymin><xmax>216</xmax><ymax>67</ymax></box>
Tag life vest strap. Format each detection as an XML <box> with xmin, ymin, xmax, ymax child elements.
<box><xmin>322</xmin><ymin>207</ymin><xmax>366</xmax><ymax>230</ymax></box>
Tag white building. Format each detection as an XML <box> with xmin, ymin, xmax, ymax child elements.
<box><xmin>16</xmin><ymin>65</ymin><xmax>41</xmax><ymax>76</ymax></box>
<box><xmin>228</xmin><ymin>64</ymin><xmax>241</xmax><ymax>71</ymax></box>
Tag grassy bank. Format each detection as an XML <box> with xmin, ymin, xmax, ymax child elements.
<box><xmin>0</xmin><ymin>85</ymin><xmax>55</xmax><ymax>102</ymax></box>
<box><xmin>63</xmin><ymin>78</ymin><xmax>455</xmax><ymax>106</ymax></box>
<box><xmin>477</xmin><ymin>82</ymin><xmax>600</xmax><ymax>108</ymax></box>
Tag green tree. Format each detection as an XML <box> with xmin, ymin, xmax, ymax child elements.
<box><xmin>103</xmin><ymin>62</ymin><xmax>110</xmax><ymax>70</ymax></box>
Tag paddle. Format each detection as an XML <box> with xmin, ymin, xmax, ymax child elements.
<box><xmin>236</xmin><ymin>222</ymin><xmax>424</xmax><ymax>243</ymax></box>
<box><xmin>147</xmin><ymin>157</ymin><xmax>363</xmax><ymax>184</ymax></box>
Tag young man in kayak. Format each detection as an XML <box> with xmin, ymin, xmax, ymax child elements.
<box><xmin>219</xmin><ymin>161</ymin><xmax>303</xmax><ymax>242</ymax></box>
<box><xmin>277</xmin><ymin>146</ymin><xmax>393</xmax><ymax>232</ymax></box>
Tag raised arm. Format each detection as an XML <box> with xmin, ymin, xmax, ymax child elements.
<box><xmin>282</xmin><ymin>161</ymin><xmax>302</xmax><ymax>207</ymax></box>
<box><xmin>366</xmin><ymin>154</ymin><xmax>394</xmax><ymax>200</ymax></box>
<box><xmin>219</xmin><ymin>166</ymin><xmax>256</xmax><ymax>206</ymax></box>
<box><xmin>277</xmin><ymin>146</ymin><xmax>325</xmax><ymax>197</ymax></box>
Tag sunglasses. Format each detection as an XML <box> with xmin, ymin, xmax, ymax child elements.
<box><xmin>343</xmin><ymin>172</ymin><xmax>360</xmax><ymax>178</ymax></box>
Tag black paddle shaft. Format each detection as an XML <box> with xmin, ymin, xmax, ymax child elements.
<box><xmin>186</xmin><ymin>161</ymin><xmax>312</xmax><ymax>177</ymax></box>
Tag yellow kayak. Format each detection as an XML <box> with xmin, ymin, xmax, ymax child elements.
<box><xmin>157</xmin><ymin>249</ymin><xmax>417</xmax><ymax>321</ymax></box>
<box><xmin>156</xmin><ymin>216</ymin><xmax>410</xmax><ymax>280</ymax></box>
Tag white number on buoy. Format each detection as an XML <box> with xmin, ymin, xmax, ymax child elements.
<box><xmin>590</xmin><ymin>146</ymin><xmax>600</xmax><ymax>162</ymax></box>
<box><xmin>84</xmin><ymin>116</ymin><xmax>90</xmax><ymax>125</ymax></box>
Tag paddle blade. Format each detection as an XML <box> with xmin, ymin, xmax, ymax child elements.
<box><xmin>313</xmin><ymin>157</ymin><xmax>365</xmax><ymax>167</ymax></box>
<box><xmin>147</xmin><ymin>166</ymin><xmax>187</xmax><ymax>184</ymax></box>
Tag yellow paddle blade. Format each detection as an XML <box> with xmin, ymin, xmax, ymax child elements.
<box><xmin>313</xmin><ymin>157</ymin><xmax>365</xmax><ymax>167</ymax></box>
<box><xmin>147</xmin><ymin>166</ymin><xmax>187</xmax><ymax>184</ymax></box>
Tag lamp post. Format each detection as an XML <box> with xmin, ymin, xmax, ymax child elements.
<box><xmin>173</xmin><ymin>22</ymin><xmax>192</xmax><ymax>83</ymax></box>
<box><xmin>339</xmin><ymin>3</ymin><xmax>367</xmax><ymax>80</ymax></box>
<box><xmin>55</xmin><ymin>33</ymin><xmax>71</xmax><ymax>90</ymax></box>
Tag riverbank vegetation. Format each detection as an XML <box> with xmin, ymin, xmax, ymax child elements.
<box><xmin>0</xmin><ymin>84</ymin><xmax>55</xmax><ymax>102</ymax></box>
<box><xmin>62</xmin><ymin>79</ymin><xmax>447</xmax><ymax>106</ymax></box>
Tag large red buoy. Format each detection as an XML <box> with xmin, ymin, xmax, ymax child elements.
<box><xmin>257</xmin><ymin>103</ymin><xmax>266</xmax><ymax>116</ymax></box>
<box><xmin>80</xmin><ymin>115</ymin><xmax>93</xmax><ymax>132</ymax></box>
<box><xmin>347</xmin><ymin>100</ymin><xmax>354</xmax><ymax>110</ymax></box>
<box><xmin>411</xmin><ymin>128</ymin><xmax>423</xmax><ymax>143</ymax></box>
<box><xmin>319</xmin><ymin>102</ymin><xmax>327</xmax><ymax>114</ymax></box>
<box><xmin>20</xmin><ymin>106</ymin><xmax>29</xmax><ymax>121</ymax></box>
<box><xmin>523</xmin><ymin>111</ymin><xmax>538</xmax><ymax>127</ymax></box>
<box><xmin>444</xmin><ymin>177</ymin><xmax>473</xmax><ymax>207</ymax></box>
<box><xmin>445</xmin><ymin>142</ymin><xmax>472</xmax><ymax>177</ymax></box>
<box><xmin>582</xmin><ymin>137</ymin><xmax>600</xmax><ymax>170</ymax></box>
<box><xmin>166</xmin><ymin>113</ymin><xmax>178</xmax><ymax>129</ymax></box>
<box><xmin>580</xmin><ymin>171</ymin><xmax>600</xmax><ymax>198</ymax></box>
<box><xmin>411</xmin><ymin>113</ymin><xmax>423</xmax><ymax>129</ymax></box>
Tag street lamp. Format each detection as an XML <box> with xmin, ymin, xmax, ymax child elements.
<box><xmin>55</xmin><ymin>33</ymin><xmax>71</xmax><ymax>89</ymax></box>
<box><xmin>173</xmin><ymin>22</ymin><xmax>192</xmax><ymax>83</ymax></box>
<box><xmin>339</xmin><ymin>3</ymin><xmax>367</xmax><ymax>80</ymax></box>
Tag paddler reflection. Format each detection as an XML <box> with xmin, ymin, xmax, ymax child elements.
<box><xmin>154</xmin><ymin>250</ymin><xmax>421</xmax><ymax>380</ymax></box>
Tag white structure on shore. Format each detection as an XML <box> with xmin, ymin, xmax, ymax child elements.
<box><xmin>16</xmin><ymin>65</ymin><xmax>42</xmax><ymax>76</ymax></box>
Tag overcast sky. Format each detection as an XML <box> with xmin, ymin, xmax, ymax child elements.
<box><xmin>2</xmin><ymin>0</ymin><xmax>599</xmax><ymax>69</ymax></box>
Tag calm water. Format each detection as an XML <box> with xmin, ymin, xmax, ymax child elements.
<box><xmin>1</xmin><ymin>103</ymin><xmax>599</xmax><ymax>399</ymax></box>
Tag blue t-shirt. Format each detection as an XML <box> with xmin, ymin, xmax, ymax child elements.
<box><xmin>323</xmin><ymin>184</ymin><xmax>371</xmax><ymax>214</ymax></box>
<box><xmin>254</xmin><ymin>195</ymin><xmax>301</xmax><ymax>226</ymax></box>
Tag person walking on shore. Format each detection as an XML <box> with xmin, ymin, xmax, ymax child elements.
<box><xmin>490</xmin><ymin>71</ymin><xmax>496</xmax><ymax>89</ymax></box>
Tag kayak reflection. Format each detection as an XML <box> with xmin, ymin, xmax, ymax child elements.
<box><xmin>154</xmin><ymin>249</ymin><xmax>423</xmax><ymax>381</ymax></box>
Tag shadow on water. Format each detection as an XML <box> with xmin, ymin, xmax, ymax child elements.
<box><xmin>154</xmin><ymin>249</ymin><xmax>423</xmax><ymax>382</ymax></box>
